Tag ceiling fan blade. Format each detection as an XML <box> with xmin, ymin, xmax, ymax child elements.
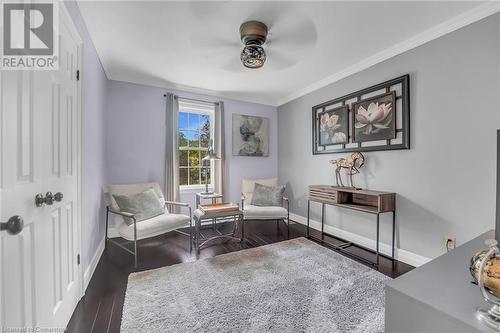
<box><xmin>221</xmin><ymin>56</ymin><xmax>244</xmax><ymax>73</ymax></box>
<box><xmin>264</xmin><ymin>49</ymin><xmax>299</xmax><ymax>71</ymax></box>
<box><xmin>188</xmin><ymin>1</ymin><xmax>226</xmax><ymax>21</ymax></box>
<box><xmin>189</xmin><ymin>34</ymin><xmax>240</xmax><ymax>49</ymax></box>
<box><xmin>267</xmin><ymin>17</ymin><xmax>318</xmax><ymax>50</ymax></box>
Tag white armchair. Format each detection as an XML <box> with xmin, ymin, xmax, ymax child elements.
<box><xmin>240</xmin><ymin>178</ymin><xmax>290</xmax><ymax>240</ymax></box>
<box><xmin>105</xmin><ymin>182</ymin><xmax>192</xmax><ymax>268</ymax></box>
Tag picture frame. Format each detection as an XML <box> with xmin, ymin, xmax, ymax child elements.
<box><xmin>232</xmin><ymin>114</ymin><xmax>270</xmax><ymax>157</ymax></box>
<box><xmin>318</xmin><ymin>105</ymin><xmax>349</xmax><ymax>145</ymax></box>
<box><xmin>352</xmin><ymin>91</ymin><xmax>396</xmax><ymax>143</ymax></box>
<box><xmin>311</xmin><ymin>74</ymin><xmax>410</xmax><ymax>155</ymax></box>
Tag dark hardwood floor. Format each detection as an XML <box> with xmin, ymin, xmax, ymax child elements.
<box><xmin>66</xmin><ymin>220</ymin><xmax>414</xmax><ymax>333</ymax></box>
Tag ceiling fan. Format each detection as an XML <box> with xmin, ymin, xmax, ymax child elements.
<box><xmin>189</xmin><ymin>4</ymin><xmax>317</xmax><ymax>72</ymax></box>
<box><xmin>239</xmin><ymin>20</ymin><xmax>268</xmax><ymax>69</ymax></box>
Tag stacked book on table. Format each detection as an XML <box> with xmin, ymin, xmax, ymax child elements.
<box><xmin>198</xmin><ymin>202</ymin><xmax>239</xmax><ymax>214</ymax></box>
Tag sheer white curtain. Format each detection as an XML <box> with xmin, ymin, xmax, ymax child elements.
<box><xmin>165</xmin><ymin>93</ymin><xmax>181</xmax><ymax>211</ymax></box>
<box><xmin>213</xmin><ymin>101</ymin><xmax>226</xmax><ymax>200</ymax></box>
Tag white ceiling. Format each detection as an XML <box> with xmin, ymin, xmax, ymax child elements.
<box><xmin>76</xmin><ymin>1</ymin><xmax>497</xmax><ymax>106</ymax></box>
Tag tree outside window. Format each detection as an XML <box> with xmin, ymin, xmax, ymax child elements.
<box><xmin>179</xmin><ymin>110</ymin><xmax>212</xmax><ymax>186</ymax></box>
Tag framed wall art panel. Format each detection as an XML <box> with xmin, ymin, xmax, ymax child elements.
<box><xmin>318</xmin><ymin>105</ymin><xmax>349</xmax><ymax>146</ymax></box>
<box><xmin>232</xmin><ymin>114</ymin><xmax>270</xmax><ymax>157</ymax></box>
<box><xmin>312</xmin><ymin>74</ymin><xmax>410</xmax><ymax>155</ymax></box>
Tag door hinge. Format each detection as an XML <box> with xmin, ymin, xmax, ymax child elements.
<box><xmin>77</xmin><ymin>254</ymin><xmax>80</xmax><ymax>265</ymax></box>
<box><xmin>76</xmin><ymin>70</ymin><xmax>80</xmax><ymax>81</ymax></box>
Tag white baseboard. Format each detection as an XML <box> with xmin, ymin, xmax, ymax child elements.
<box><xmin>83</xmin><ymin>238</ymin><xmax>105</xmax><ymax>291</ymax></box>
<box><xmin>290</xmin><ymin>213</ymin><xmax>431</xmax><ymax>267</ymax></box>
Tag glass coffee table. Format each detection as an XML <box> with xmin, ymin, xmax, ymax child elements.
<box><xmin>193</xmin><ymin>208</ymin><xmax>243</xmax><ymax>254</ymax></box>
<box><xmin>195</xmin><ymin>192</ymin><xmax>223</xmax><ymax>231</ymax></box>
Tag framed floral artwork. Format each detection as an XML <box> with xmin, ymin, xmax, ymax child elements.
<box><xmin>318</xmin><ymin>105</ymin><xmax>349</xmax><ymax>145</ymax></box>
<box><xmin>352</xmin><ymin>91</ymin><xmax>396</xmax><ymax>142</ymax></box>
<box><xmin>311</xmin><ymin>74</ymin><xmax>410</xmax><ymax>154</ymax></box>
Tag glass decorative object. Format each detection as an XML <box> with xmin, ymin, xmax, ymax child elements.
<box><xmin>471</xmin><ymin>239</ymin><xmax>500</xmax><ymax>331</ymax></box>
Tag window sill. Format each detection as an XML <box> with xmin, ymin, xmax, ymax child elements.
<box><xmin>180</xmin><ymin>186</ymin><xmax>214</xmax><ymax>194</ymax></box>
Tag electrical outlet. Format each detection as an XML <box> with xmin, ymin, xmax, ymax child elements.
<box><xmin>446</xmin><ymin>237</ymin><xmax>456</xmax><ymax>252</ymax></box>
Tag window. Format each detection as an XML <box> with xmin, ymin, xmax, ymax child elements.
<box><xmin>178</xmin><ymin>99</ymin><xmax>214</xmax><ymax>187</ymax></box>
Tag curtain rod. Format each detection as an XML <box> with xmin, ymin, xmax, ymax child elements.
<box><xmin>163</xmin><ymin>94</ymin><xmax>217</xmax><ymax>105</ymax></box>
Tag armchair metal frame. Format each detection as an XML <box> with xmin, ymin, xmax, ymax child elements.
<box><xmin>105</xmin><ymin>201</ymin><xmax>192</xmax><ymax>269</ymax></box>
<box><xmin>240</xmin><ymin>195</ymin><xmax>290</xmax><ymax>241</ymax></box>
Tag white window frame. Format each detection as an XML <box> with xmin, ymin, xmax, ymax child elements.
<box><xmin>178</xmin><ymin>99</ymin><xmax>215</xmax><ymax>191</ymax></box>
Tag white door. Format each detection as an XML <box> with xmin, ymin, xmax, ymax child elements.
<box><xmin>0</xmin><ymin>7</ymin><xmax>82</xmax><ymax>331</ymax></box>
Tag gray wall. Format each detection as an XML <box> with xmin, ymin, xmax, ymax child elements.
<box><xmin>106</xmin><ymin>80</ymin><xmax>278</xmax><ymax>209</ymax></box>
<box><xmin>497</xmin><ymin>131</ymin><xmax>500</xmax><ymax>242</ymax></box>
<box><xmin>278</xmin><ymin>14</ymin><xmax>500</xmax><ymax>260</ymax></box>
<box><xmin>65</xmin><ymin>2</ymin><xmax>108</xmax><ymax>270</ymax></box>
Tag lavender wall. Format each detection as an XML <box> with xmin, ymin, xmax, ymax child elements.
<box><xmin>105</xmin><ymin>81</ymin><xmax>166</xmax><ymax>186</ymax></box>
<box><xmin>66</xmin><ymin>1</ymin><xmax>278</xmax><ymax>269</ymax></box>
<box><xmin>106</xmin><ymin>80</ymin><xmax>278</xmax><ymax>209</ymax></box>
<box><xmin>222</xmin><ymin>97</ymin><xmax>278</xmax><ymax>202</ymax></box>
<box><xmin>65</xmin><ymin>2</ymin><xmax>108</xmax><ymax>270</ymax></box>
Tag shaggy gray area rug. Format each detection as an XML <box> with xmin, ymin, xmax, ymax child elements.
<box><xmin>121</xmin><ymin>237</ymin><xmax>390</xmax><ymax>333</ymax></box>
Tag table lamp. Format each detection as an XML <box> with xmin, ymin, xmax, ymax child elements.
<box><xmin>201</xmin><ymin>140</ymin><xmax>220</xmax><ymax>195</ymax></box>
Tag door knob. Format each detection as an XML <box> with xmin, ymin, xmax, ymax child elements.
<box><xmin>44</xmin><ymin>192</ymin><xmax>54</xmax><ymax>205</ymax></box>
<box><xmin>35</xmin><ymin>193</ymin><xmax>45</xmax><ymax>207</ymax></box>
<box><xmin>35</xmin><ymin>192</ymin><xmax>54</xmax><ymax>207</ymax></box>
<box><xmin>0</xmin><ymin>216</ymin><xmax>24</xmax><ymax>235</ymax></box>
<box><xmin>54</xmin><ymin>192</ymin><xmax>63</xmax><ymax>202</ymax></box>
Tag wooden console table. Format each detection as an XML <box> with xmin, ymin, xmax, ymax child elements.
<box><xmin>307</xmin><ymin>185</ymin><xmax>396</xmax><ymax>265</ymax></box>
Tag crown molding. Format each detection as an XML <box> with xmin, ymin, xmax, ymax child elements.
<box><xmin>108</xmin><ymin>75</ymin><xmax>278</xmax><ymax>107</ymax></box>
<box><xmin>275</xmin><ymin>2</ymin><xmax>500</xmax><ymax>107</ymax></box>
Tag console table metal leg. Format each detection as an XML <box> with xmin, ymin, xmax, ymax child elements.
<box><xmin>321</xmin><ymin>203</ymin><xmax>325</xmax><ymax>240</ymax></box>
<box><xmin>306</xmin><ymin>200</ymin><xmax>310</xmax><ymax>238</ymax></box>
<box><xmin>376</xmin><ymin>214</ymin><xmax>380</xmax><ymax>265</ymax></box>
<box><xmin>392</xmin><ymin>211</ymin><xmax>396</xmax><ymax>260</ymax></box>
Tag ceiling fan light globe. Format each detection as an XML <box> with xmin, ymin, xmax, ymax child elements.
<box><xmin>240</xmin><ymin>44</ymin><xmax>266</xmax><ymax>69</ymax></box>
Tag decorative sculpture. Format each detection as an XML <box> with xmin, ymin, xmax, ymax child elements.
<box><xmin>470</xmin><ymin>239</ymin><xmax>500</xmax><ymax>331</ymax></box>
<box><xmin>330</xmin><ymin>152</ymin><xmax>365</xmax><ymax>189</ymax></box>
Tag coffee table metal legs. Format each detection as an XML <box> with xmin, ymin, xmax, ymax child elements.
<box><xmin>240</xmin><ymin>216</ymin><xmax>245</xmax><ymax>243</ymax></box>
<box><xmin>196</xmin><ymin>212</ymin><xmax>243</xmax><ymax>255</ymax></box>
<box><xmin>195</xmin><ymin>215</ymin><xmax>200</xmax><ymax>254</ymax></box>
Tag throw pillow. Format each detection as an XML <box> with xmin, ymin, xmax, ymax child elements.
<box><xmin>251</xmin><ymin>183</ymin><xmax>285</xmax><ymax>207</ymax></box>
<box><xmin>112</xmin><ymin>188</ymin><xmax>164</xmax><ymax>225</ymax></box>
